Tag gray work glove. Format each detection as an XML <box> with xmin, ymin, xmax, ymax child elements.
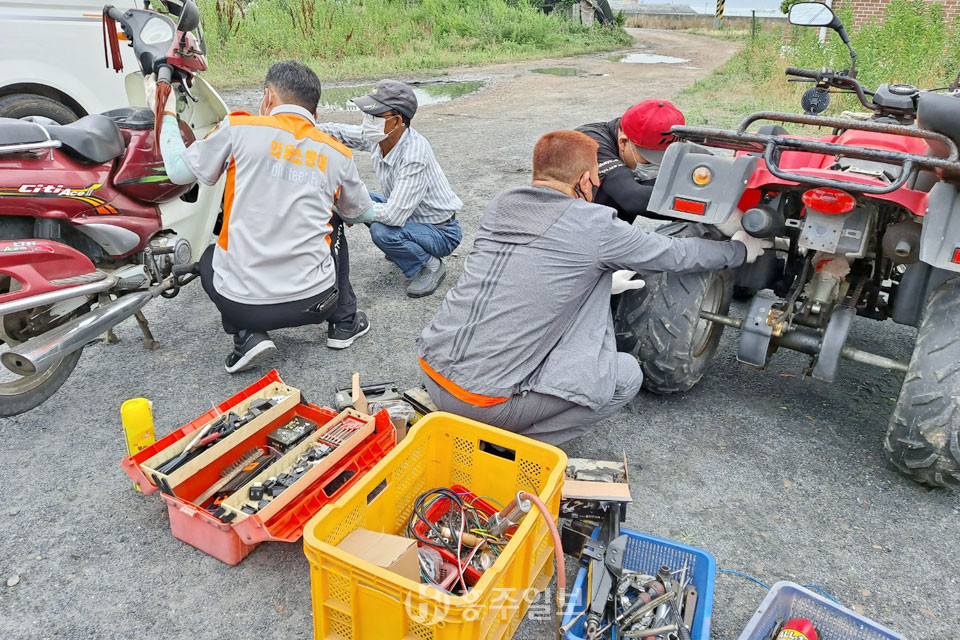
<box><xmin>732</xmin><ymin>230</ymin><xmax>774</xmax><ymax>263</ymax></box>
<box><xmin>611</xmin><ymin>270</ymin><xmax>645</xmax><ymax>296</ymax></box>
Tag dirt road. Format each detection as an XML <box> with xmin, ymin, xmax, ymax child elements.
<box><xmin>2</xmin><ymin>29</ymin><xmax>957</xmax><ymax>640</ymax></box>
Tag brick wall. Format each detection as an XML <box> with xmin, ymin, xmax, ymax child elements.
<box><xmin>838</xmin><ymin>0</ymin><xmax>960</xmax><ymax>26</ymax></box>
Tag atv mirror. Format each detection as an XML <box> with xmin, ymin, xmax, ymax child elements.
<box><xmin>176</xmin><ymin>0</ymin><xmax>199</xmax><ymax>32</ymax></box>
<box><xmin>790</xmin><ymin>2</ymin><xmax>858</xmax><ymax>77</ymax></box>
<box><xmin>789</xmin><ymin>2</ymin><xmax>840</xmax><ymax>28</ymax></box>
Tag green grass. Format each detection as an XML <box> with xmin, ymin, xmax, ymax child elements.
<box><xmin>200</xmin><ymin>0</ymin><xmax>632</xmax><ymax>89</ymax></box>
<box><xmin>677</xmin><ymin>0</ymin><xmax>960</xmax><ymax>129</ymax></box>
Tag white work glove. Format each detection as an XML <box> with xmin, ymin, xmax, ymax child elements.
<box><xmin>714</xmin><ymin>209</ymin><xmax>744</xmax><ymax>238</ymax></box>
<box><xmin>143</xmin><ymin>74</ymin><xmax>175</xmax><ymax>115</ymax></box>
<box><xmin>732</xmin><ymin>230</ymin><xmax>774</xmax><ymax>264</ymax></box>
<box><xmin>611</xmin><ymin>270</ymin><xmax>645</xmax><ymax>296</ymax></box>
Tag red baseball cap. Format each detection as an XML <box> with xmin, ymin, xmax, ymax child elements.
<box><xmin>620</xmin><ymin>99</ymin><xmax>685</xmax><ymax>165</ymax></box>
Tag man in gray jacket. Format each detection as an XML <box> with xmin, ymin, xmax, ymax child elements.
<box><xmin>417</xmin><ymin>130</ymin><xmax>769</xmax><ymax>445</ymax></box>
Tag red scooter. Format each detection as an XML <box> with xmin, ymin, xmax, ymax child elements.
<box><xmin>0</xmin><ymin>1</ymin><xmax>226</xmax><ymax>416</ymax></box>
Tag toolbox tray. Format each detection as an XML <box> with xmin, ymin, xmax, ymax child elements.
<box><xmin>561</xmin><ymin>527</ymin><xmax>717</xmax><ymax>640</ymax></box>
<box><xmin>120</xmin><ymin>371</ymin><xmax>396</xmax><ymax>565</ymax></box>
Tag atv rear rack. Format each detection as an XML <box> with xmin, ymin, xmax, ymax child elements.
<box><xmin>672</xmin><ymin>111</ymin><xmax>960</xmax><ymax>195</ymax></box>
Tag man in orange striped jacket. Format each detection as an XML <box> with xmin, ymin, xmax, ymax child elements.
<box><xmin>156</xmin><ymin>61</ymin><xmax>375</xmax><ymax>372</ymax></box>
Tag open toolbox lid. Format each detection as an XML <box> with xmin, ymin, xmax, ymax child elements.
<box><xmin>121</xmin><ymin>369</ymin><xmax>292</xmax><ymax>496</ymax></box>
<box><xmin>120</xmin><ymin>370</ymin><xmax>397</xmax><ymax>545</ymax></box>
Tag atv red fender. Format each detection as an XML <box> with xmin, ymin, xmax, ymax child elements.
<box><xmin>0</xmin><ymin>239</ymin><xmax>98</xmax><ymax>305</ymax></box>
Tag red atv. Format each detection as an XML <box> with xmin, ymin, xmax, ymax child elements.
<box><xmin>613</xmin><ymin>2</ymin><xmax>960</xmax><ymax>488</ymax></box>
<box><xmin>0</xmin><ymin>1</ymin><xmax>226</xmax><ymax>416</ymax></box>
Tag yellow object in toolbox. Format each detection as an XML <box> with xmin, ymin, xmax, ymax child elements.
<box><xmin>303</xmin><ymin>412</ymin><xmax>567</xmax><ymax>640</ymax></box>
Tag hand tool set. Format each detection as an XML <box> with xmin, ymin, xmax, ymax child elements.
<box><xmin>122</xmin><ymin>371</ymin><xmax>396</xmax><ymax>565</ymax></box>
<box><xmin>569</xmin><ymin>514</ymin><xmax>698</xmax><ymax>640</ymax></box>
<box><xmin>153</xmin><ymin>396</ymin><xmax>284</xmax><ymax>475</ymax></box>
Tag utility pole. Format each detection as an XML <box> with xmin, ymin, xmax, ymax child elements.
<box><xmin>714</xmin><ymin>0</ymin><xmax>725</xmax><ymax>29</ymax></box>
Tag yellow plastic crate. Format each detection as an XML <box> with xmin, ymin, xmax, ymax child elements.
<box><xmin>303</xmin><ymin>412</ymin><xmax>567</xmax><ymax>640</ymax></box>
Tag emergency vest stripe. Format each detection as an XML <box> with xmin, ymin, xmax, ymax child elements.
<box><xmin>218</xmin><ymin>157</ymin><xmax>237</xmax><ymax>251</ymax></box>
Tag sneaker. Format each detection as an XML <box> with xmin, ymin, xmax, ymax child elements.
<box><xmin>406</xmin><ymin>261</ymin><xmax>446</xmax><ymax>298</ymax></box>
<box><xmin>224</xmin><ymin>331</ymin><xmax>277</xmax><ymax>374</ymax></box>
<box><xmin>327</xmin><ymin>311</ymin><xmax>371</xmax><ymax>349</ymax></box>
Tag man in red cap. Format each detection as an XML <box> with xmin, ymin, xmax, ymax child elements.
<box><xmin>576</xmin><ymin>99</ymin><xmax>684</xmax><ymax>224</ymax></box>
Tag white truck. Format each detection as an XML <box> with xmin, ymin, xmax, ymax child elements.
<box><xmin>0</xmin><ymin>0</ymin><xmax>152</xmax><ymax>122</ymax></box>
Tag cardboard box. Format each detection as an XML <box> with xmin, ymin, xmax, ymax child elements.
<box><xmin>560</xmin><ymin>455</ymin><xmax>632</xmax><ymax>521</ymax></box>
<box><xmin>337</xmin><ymin>529</ymin><xmax>419</xmax><ymax>583</ymax></box>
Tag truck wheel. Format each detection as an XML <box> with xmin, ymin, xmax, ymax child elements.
<box><xmin>884</xmin><ymin>279</ymin><xmax>960</xmax><ymax>489</ymax></box>
<box><xmin>616</xmin><ymin>269</ymin><xmax>733</xmax><ymax>394</ymax></box>
<box><xmin>0</xmin><ymin>93</ymin><xmax>78</xmax><ymax>124</ymax></box>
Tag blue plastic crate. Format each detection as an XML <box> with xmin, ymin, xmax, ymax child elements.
<box><xmin>561</xmin><ymin>528</ymin><xmax>717</xmax><ymax>640</ymax></box>
<box><xmin>737</xmin><ymin>582</ymin><xmax>908</xmax><ymax>640</ymax></box>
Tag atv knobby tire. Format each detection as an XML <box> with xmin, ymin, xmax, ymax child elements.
<box><xmin>616</xmin><ymin>269</ymin><xmax>733</xmax><ymax>394</ymax></box>
<box><xmin>885</xmin><ymin>278</ymin><xmax>960</xmax><ymax>489</ymax></box>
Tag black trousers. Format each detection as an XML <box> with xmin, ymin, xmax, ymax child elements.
<box><xmin>199</xmin><ymin>213</ymin><xmax>356</xmax><ymax>335</ymax></box>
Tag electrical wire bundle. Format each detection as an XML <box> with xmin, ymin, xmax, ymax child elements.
<box><xmin>406</xmin><ymin>487</ymin><xmax>510</xmax><ymax>595</ymax></box>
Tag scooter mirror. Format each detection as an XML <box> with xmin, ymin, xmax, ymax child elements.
<box><xmin>176</xmin><ymin>0</ymin><xmax>200</xmax><ymax>32</ymax></box>
<box><xmin>789</xmin><ymin>2</ymin><xmax>839</xmax><ymax>28</ymax></box>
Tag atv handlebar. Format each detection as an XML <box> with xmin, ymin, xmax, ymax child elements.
<box><xmin>784</xmin><ymin>66</ymin><xmax>877</xmax><ymax>112</ymax></box>
<box><xmin>785</xmin><ymin>66</ymin><xmax>820</xmax><ymax>80</ymax></box>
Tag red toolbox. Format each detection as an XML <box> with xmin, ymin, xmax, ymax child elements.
<box><xmin>121</xmin><ymin>370</ymin><xmax>397</xmax><ymax>565</ymax></box>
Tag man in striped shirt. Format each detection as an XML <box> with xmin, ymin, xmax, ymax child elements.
<box><xmin>319</xmin><ymin>80</ymin><xmax>463</xmax><ymax>298</ymax></box>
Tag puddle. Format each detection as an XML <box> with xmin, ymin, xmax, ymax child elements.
<box><xmin>319</xmin><ymin>80</ymin><xmax>484</xmax><ymax>111</ymax></box>
<box><xmin>609</xmin><ymin>53</ymin><xmax>689</xmax><ymax>64</ymax></box>
<box><xmin>532</xmin><ymin>67</ymin><xmax>582</xmax><ymax>77</ymax></box>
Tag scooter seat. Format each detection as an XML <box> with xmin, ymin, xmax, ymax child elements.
<box><xmin>0</xmin><ymin>118</ymin><xmax>50</xmax><ymax>147</ymax></box>
<box><xmin>47</xmin><ymin>115</ymin><xmax>126</xmax><ymax>164</ymax></box>
<box><xmin>0</xmin><ymin>115</ymin><xmax>125</xmax><ymax>164</ymax></box>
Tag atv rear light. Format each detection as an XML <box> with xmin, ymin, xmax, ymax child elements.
<box><xmin>801</xmin><ymin>187</ymin><xmax>856</xmax><ymax>214</ymax></box>
<box><xmin>672</xmin><ymin>197</ymin><xmax>707</xmax><ymax>215</ymax></box>
<box><xmin>953</xmin><ymin>248</ymin><xmax>960</xmax><ymax>264</ymax></box>
<box><xmin>692</xmin><ymin>166</ymin><xmax>712</xmax><ymax>186</ymax></box>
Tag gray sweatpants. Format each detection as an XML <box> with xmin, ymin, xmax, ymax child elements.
<box><xmin>422</xmin><ymin>353</ymin><xmax>643</xmax><ymax>446</ymax></box>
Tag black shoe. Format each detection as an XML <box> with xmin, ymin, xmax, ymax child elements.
<box><xmin>224</xmin><ymin>331</ymin><xmax>277</xmax><ymax>374</ymax></box>
<box><xmin>327</xmin><ymin>311</ymin><xmax>371</xmax><ymax>349</ymax></box>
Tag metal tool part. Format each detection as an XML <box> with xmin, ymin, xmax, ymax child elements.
<box><xmin>622</xmin><ymin>624</ymin><xmax>678</xmax><ymax>639</ymax></box>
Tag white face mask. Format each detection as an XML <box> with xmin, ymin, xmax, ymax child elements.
<box><xmin>362</xmin><ymin>113</ymin><xmax>390</xmax><ymax>143</ymax></box>
<box><xmin>629</xmin><ymin>143</ymin><xmax>659</xmax><ymax>182</ymax></box>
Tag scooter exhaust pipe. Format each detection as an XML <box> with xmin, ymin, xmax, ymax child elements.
<box><xmin>2</xmin><ymin>289</ymin><xmax>154</xmax><ymax>376</ymax></box>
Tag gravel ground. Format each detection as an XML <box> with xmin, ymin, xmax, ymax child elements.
<box><xmin>2</xmin><ymin>29</ymin><xmax>958</xmax><ymax>640</ymax></box>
